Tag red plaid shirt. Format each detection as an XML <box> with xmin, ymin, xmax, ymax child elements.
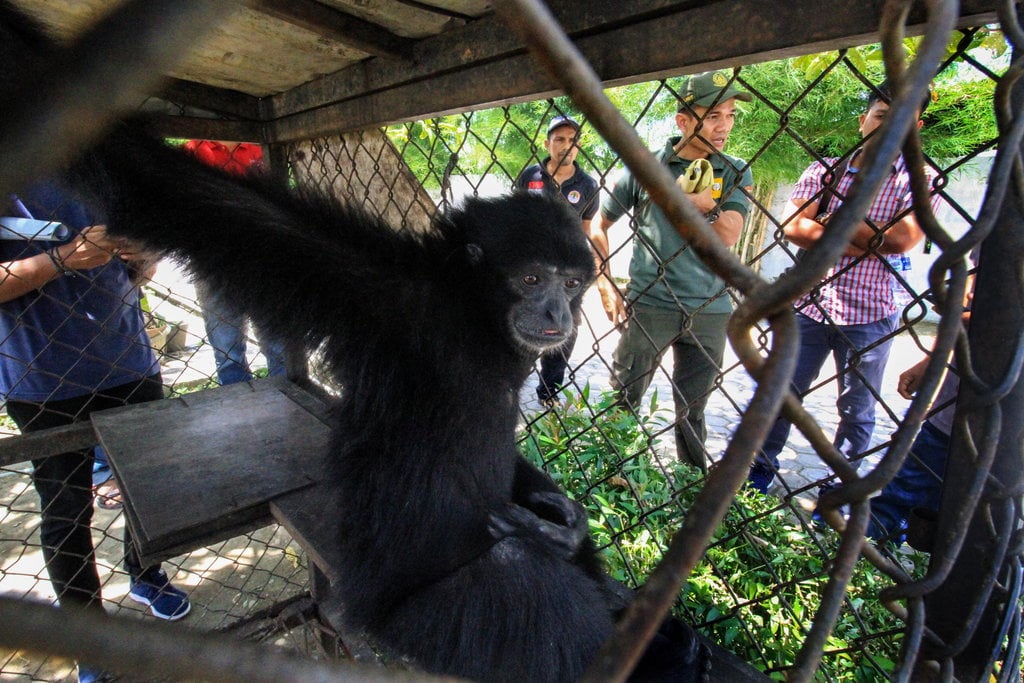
<box><xmin>791</xmin><ymin>155</ymin><xmax>939</xmax><ymax>325</ymax></box>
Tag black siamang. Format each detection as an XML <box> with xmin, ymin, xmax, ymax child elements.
<box><xmin>1</xmin><ymin>4</ymin><xmax>707</xmax><ymax>680</ymax></box>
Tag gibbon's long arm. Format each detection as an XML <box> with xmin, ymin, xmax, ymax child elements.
<box><xmin>71</xmin><ymin>123</ymin><xmax>455</xmax><ymax>360</ymax></box>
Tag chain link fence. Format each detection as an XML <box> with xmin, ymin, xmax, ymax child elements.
<box><xmin>1</xmin><ymin>2</ymin><xmax>1022</xmax><ymax>681</ymax></box>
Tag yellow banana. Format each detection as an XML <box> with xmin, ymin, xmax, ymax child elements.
<box><xmin>675</xmin><ymin>158</ymin><xmax>714</xmax><ymax>194</ymax></box>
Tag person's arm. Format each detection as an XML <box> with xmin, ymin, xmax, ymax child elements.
<box><xmin>897</xmin><ymin>275</ymin><xmax>973</xmax><ymax>400</ymax></box>
<box><xmin>784</xmin><ymin>198</ymin><xmax>924</xmax><ymax>257</ymax></box>
<box><xmin>0</xmin><ymin>225</ymin><xmax>117</xmax><ymax>303</ymax></box>
<box><xmin>851</xmin><ymin>210</ymin><xmax>923</xmax><ymax>254</ymax></box>
<box><xmin>896</xmin><ymin>356</ymin><xmax>931</xmax><ymax>399</ymax></box>
<box><xmin>683</xmin><ymin>185</ymin><xmax>745</xmax><ymax>247</ymax></box>
<box><xmin>781</xmin><ymin>197</ymin><xmax>826</xmax><ymax>251</ymax></box>
<box><xmin>589</xmin><ymin>214</ymin><xmax>626</xmax><ymax>326</ymax></box>
<box><xmin>579</xmin><ymin>216</ymin><xmax>593</xmax><ymax>239</ymax></box>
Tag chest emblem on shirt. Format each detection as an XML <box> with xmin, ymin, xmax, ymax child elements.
<box><xmin>566</xmin><ymin>190</ymin><xmax>581</xmax><ymax>204</ymax></box>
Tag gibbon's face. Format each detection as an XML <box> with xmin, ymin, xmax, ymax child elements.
<box><xmin>505</xmin><ymin>262</ymin><xmax>588</xmax><ymax>354</ymax></box>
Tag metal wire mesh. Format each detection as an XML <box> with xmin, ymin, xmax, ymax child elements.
<box><xmin>0</xmin><ymin>1</ymin><xmax>1021</xmax><ymax>681</ymax></box>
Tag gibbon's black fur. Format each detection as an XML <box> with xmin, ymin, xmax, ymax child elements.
<box><xmin>1</xmin><ymin>4</ymin><xmax>709</xmax><ymax>680</ymax></box>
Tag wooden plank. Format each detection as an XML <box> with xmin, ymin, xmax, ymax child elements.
<box><xmin>265</xmin><ymin>0</ymin><xmax>706</xmax><ymax>120</ymax></box>
<box><xmin>269</xmin><ymin>455</ymin><xmax>343</xmax><ymax>583</ymax></box>
<box><xmin>91</xmin><ymin>378</ymin><xmax>331</xmax><ymax>563</ymax></box>
<box><xmin>264</xmin><ymin>0</ymin><xmax>1001</xmax><ymax>140</ymax></box>
<box><xmin>267</xmin><ymin>377</ymin><xmax>345</xmax><ymax>582</ymax></box>
<box><xmin>143</xmin><ymin>114</ymin><xmax>267</xmax><ymax>143</ymax></box>
<box><xmin>244</xmin><ymin>0</ymin><xmax>415</xmax><ymax>61</ymax></box>
<box><xmin>0</xmin><ymin>422</ymin><xmax>96</xmax><ymax>467</ymax></box>
<box><xmin>157</xmin><ymin>78</ymin><xmax>264</xmax><ymax>120</ymax></box>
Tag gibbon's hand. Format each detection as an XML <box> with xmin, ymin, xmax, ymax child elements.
<box><xmin>488</xmin><ymin>496</ymin><xmax>587</xmax><ymax>560</ymax></box>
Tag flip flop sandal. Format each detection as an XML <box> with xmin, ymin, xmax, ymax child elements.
<box><xmin>94</xmin><ymin>480</ymin><xmax>124</xmax><ymax>510</ymax></box>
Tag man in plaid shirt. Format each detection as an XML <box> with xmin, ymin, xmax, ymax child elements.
<box><xmin>748</xmin><ymin>83</ymin><xmax>940</xmax><ymax>506</ymax></box>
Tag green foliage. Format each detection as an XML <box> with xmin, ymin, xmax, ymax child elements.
<box><xmin>777</xmin><ymin>30</ymin><xmax>1003</xmax><ymax>163</ymax></box>
<box><xmin>386</xmin><ymin>33</ymin><xmax>1003</xmax><ymax>199</ymax></box>
<box><xmin>728</xmin><ymin>57</ymin><xmax>867</xmax><ymax>188</ymax></box>
<box><xmin>386</xmin><ymin>117</ymin><xmax>466</xmax><ymax>191</ymax></box>
<box><xmin>519</xmin><ymin>387</ymin><xmax>928</xmax><ymax>681</ymax></box>
<box><xmin>386</xmin><ymin>97</ymin><xmax>592</xmax><ymax>190</ymax></box>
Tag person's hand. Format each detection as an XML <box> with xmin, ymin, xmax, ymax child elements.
<box><xmin>597</xmin><ymin>275</ymin><xmax>626</xmax><ymax>327</ymax></box>
<box><xmin>51</xmin><ymin>225</ymin><xmax>118</xmax><ymax>271</ymax></box>
<box><xmin>897</xmin><ymin>357</ymin><xmax>930</xmax><ymax>400</ymax></box>
<box><xmin>683</xmin><ymin>185</ymin><xmax>716</xmax><ymax>215</ymax></box>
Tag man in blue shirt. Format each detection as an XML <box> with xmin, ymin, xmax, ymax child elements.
<box><xmin>1</xmin><ymin>180</ymin><xmax>190</xmax><ymax>681</ymax></box>
<box><xmin>514</xmin><ymin>115</ymin><xmax>599</xmax><ymax>405</ymax></box>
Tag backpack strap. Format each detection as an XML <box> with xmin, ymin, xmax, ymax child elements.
<box><xmin>790</xmin><ymin>151</ymin><xmax>856</xmax><ymax>265</ymax></box>
<box><xmin>816</xmin><ymin>151</ymin><xmax>856</xmax><ymax>219</ymax></box>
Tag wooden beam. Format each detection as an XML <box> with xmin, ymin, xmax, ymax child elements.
<box><xmin>154</xmin><ymin>117</ymin><xmax>263</xmax><ymax>142</ymax></box>
<box><xmin>243</xmin><ymin>0</ymin><xmax>415</xmax><ymax>61</ymax></box>
<box><xmin>0</xmin><ymin>422</ymin><xmax>96</xmax><ymax>467</ymax></box>
<box><xmin>391</xmin><ymin>0</ymin><xmax>476</xmax><ymax>22</ymax></box>
<box><xmin>158</xmin><ymin>78</ymin><xmax>263</xmax><ymax>120</ymax></box>
<box><xmin>143</xmin><ymin>114</ymin><xmax>266</xmax><ymax>142</ymax></box>
<box><xmin>264</xmin><ymin>0</ymin><xmax>1001</xmax><ymax>141</ymax></box>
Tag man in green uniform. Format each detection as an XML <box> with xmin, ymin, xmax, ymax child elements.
<box><xmin>590</xmin><ymin>70</ymin><xmax>754</xmax><ymax>471</ymax></box>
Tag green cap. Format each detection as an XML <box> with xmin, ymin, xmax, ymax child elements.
<box><xmin>679</xmin><ymin>70</ymin><xmax>752</xmax><ymax>110</ymax></box>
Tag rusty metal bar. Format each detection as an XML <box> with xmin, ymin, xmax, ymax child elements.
<box><xmin>489</xmin><ymin>1</ymin><xmax>789</xmax><ymax>679</ymax></box>
<box><xmin>0</xmin><ymin>596</ymin><xmax>459</xmax><ymax>683</ymax></box>
<box><xmin>921</xmin><ymin>0</ymin><xmax>1024</xmax><ymax>670</ymax></box>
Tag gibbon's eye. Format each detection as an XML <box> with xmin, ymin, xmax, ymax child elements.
<box><xmin>522</xmin><ymin>274</ymin><xmax>540</xmax><ymax>286</ymax></box>
<box><xmin>565</xmin><ymin>278</ymin><xmax>582</xmax><ymax>290</ymax></box>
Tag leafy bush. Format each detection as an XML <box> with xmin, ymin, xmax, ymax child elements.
<box><xmin>518</xmin><ymin>387</ymin><xmax>926</xmax><ymax>681</ymax></box>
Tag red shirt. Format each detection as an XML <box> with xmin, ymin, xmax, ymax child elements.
<box><xmin>183</xmin><ymin>140</ymin><xmax>263</xmax><ymax>176</ymax></box>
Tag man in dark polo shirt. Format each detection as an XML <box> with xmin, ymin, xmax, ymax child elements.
<box><xmin>514</xmin><ymin>115</ymin><xmax>600</xmax><ymax>406</ymax></box>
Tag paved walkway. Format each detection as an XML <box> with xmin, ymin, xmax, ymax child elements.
<box><xmin>519</xmin><ymin>288</ymin><xmax>937</xmax><ymax>511</ymax></box>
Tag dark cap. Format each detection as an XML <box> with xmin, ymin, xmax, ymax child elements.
<box><xmin>547</xmin><ymin>115</ymin><xmax>581</xmax><ymax>136</ymax></box>
<box><xmin>679</xmin><ymin>70</ymin><xmax>752</xmax><ymax>110</ymax></box>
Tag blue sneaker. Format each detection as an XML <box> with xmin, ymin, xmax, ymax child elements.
<box><xmin>746</xmin><ymin>466</ymin><xmax>774</xmax><ymax>494</ymax></box>
<box><xmin>77</xmin><ymin>664</ymin><xmax>112</xmax><ymax>683</ymax></box>
<box><xmin>812</xmin><ymin>485</ymin><xmax>847</xmax><ymax>530</ymax></box>
<box><xmin>129</xmin><ymin>568</ymin><xmax>191</xmax><ymax>621</ymax></box>
<box><xmin>810</xmin><ymin>505</ymin><xmax>828</xmax><ymax>530</ymax></box>
<box><xmin>811</xmin><ymin>502</ymin><xmax>849</xmax><ymax>530</ymax></box>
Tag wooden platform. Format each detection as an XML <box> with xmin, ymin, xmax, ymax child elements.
<box><xmin>91</xmin><ymin>376</ymin><xmax>767</xmax><ymax>680</ymax></box>
<box><xmin>92</xmin><ymin>377</ymin><xmax>332</xmax><ymax>565</ymax></box>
